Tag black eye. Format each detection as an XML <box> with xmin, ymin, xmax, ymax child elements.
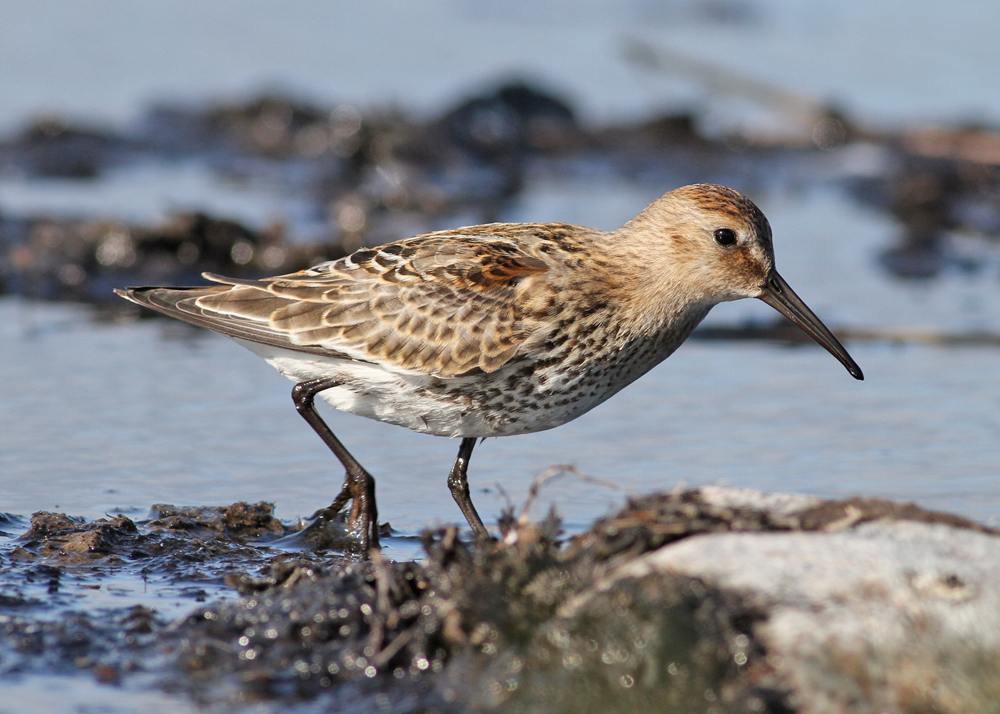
<box><xmin>714</xmin><ymin>228</ymin><xmax>737</xmax><ymax>247</ymax></box>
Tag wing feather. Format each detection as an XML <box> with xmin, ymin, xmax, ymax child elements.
<box><xmin>114</xmin><ymin>286</ymin><xmax>348</xmax><ymax>358</ymax></box>
<box><xmin>118</xmin><ymin>228</ymin><xmax>552</xmax><ymax>377</ymax></box>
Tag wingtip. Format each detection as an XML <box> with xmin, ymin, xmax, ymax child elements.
<box><xmin>114</xmin><ymin>287</ymin><xmax>137</xmax><ymax>303</ymax></box>
<box><xmin>114</xmin><ymin>286</ymin><xmax>159</xmax><ymax>307</ymax></box>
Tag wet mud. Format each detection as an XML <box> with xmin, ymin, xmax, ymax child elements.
<box><xmin>1</xmin><ymin>488</ymin><xmax>994</xmax><ymax>713</ymax></box>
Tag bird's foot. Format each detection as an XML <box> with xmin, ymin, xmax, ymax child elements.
<box><xmin>302</xmin><ymin>476</ymin><xmax>380</xmax><ymax>553</ymax></box>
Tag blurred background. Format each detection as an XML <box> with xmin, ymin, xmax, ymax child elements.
<box><xmin>3</xmin><ymin>0</ymin><xmax>1000</xmax><ymax>544</ymax></box>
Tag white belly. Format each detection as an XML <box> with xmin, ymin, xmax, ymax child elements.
<box><xmin>228</xmin><ymin>314</ymin><xmax>687</xmax><ymax>439</ymax></box>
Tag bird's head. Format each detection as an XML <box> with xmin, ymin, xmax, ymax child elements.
<box><xmin>620</xmin><ymin>183</ymin><xmax>863</xmax><ymax>380</ymax></box>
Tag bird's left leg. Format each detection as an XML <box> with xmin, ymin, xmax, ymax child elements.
<box><xmin>292</xmin><ymin>376</ymin><xmax>379</xmax><ymax>550</ymax></box>
<box><xmin>447</xmin><ymin>437</ymin><xmax>489</xmax><ymax>537</ymax></box>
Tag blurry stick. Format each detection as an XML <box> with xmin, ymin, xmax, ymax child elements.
<box><xmin>622</xmin><ymin>35</ymin><xmax>829</xmax><ymax>125</ymax></box>
<box><xmin>625</xmin><ymin>35</ymin><xmax>1000</xmax><ymax>164</ymax></box>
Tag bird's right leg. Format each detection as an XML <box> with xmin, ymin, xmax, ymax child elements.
<box><xmin>292</xmin><ymin>377</ymin><xmax>379</xmax><ymax>551</ymax></box>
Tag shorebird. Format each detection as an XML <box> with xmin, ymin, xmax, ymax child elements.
<box><xmin>117</xmin><ymin>184</ymin><xmax>862</xmax><ymax>550</ymax></box>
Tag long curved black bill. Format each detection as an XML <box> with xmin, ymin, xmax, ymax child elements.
<box><xmin>758</xmin><ymin>271</ymin><xmax>863</xmax><ymax>380</ymax></box>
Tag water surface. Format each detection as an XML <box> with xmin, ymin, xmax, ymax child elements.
<box><xmin>3</xmin><ymin>4</ymin><xmax>1000</xmax><ymax>710</ymax></box>
<box><xmin>3</xmin><ymin>293</ymin><xmax>998</xmax><ymax>536</ymax></box>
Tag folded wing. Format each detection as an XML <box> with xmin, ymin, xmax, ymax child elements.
<box><xmin>117</xmin><ymin>230</ymin><xmax>550</xmax><ymax>377</ymax></box>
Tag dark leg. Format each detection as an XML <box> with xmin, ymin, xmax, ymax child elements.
<box><xmin>447</xmin><ymin>437</ymin><xmax>488</xmax><ymax>538</ymax></box>
<box><xmin>292</xmin><ymin>377</ymin><xmax>379</xmax><ymax>551</ymax></box>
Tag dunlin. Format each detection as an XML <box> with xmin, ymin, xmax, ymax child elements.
<box><xmin>117</xmin><ymin>184</ymin><xmax>862</xmax><ymax>550</ymax></box>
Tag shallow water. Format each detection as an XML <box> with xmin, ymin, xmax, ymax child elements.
<box><xmin>2</xmin><ymin>168</ymin><xmax>1000</xmax><ymax>535</ymax></box>
<box><xmin>3</xmin><ymin>265</ymin><xmax>999</xmax><ymax>541</ymax></box>
<box><xmin>3</xmin><ymin>2</ymin><xmax>1000</xmax><ymax>710</ymax></box>
<box><xmin>0</xmin><ymin>676</ymin><xmax>193</xmax><ymax>714</ymax></box>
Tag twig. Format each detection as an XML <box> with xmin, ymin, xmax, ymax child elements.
<box><xmin>518</xmin><ymin>465</ymin><xmax>622</xmax><ymax>527</ymax></box>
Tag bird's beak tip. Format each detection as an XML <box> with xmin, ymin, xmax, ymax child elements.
<box><xmin>758</xmin><ymin>272</ymin><xmax>863</xmax><ymax>382</ymax></box>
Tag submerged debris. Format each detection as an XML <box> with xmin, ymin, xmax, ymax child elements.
<box><xmin>6</xmin><ymin>78</ymin><xmax>1000</xmax><ymax>311</ymax></box>
<box><xmin>0</xmin><ymin>211</ymin><xmax>340</xmax><ymax>305</ymax></box>
<box><xmin>0</xmin><ymin>82</ymin><xmax>585</xmax><ymax>307</ymax></box>
<box><xmin>1</xmin><ymin>116</ymin><xmax>141</xmax><ymax>179</ymax></box>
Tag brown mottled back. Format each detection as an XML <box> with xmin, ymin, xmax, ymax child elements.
<box><xmin>192</xmin><ymin>229</ymin><xmax>559</xmax><ymax>377</ymax></box>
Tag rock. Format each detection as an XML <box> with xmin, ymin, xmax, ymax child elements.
<box><xmin>437</xmin><ymin>81</ymin><xmax>579</xmax><ymax>160</ymax></box>
<box><xmin>15</xmin><ymin>512</ymin><xmax>139</xmax><ymax>562</ymax></box>
<box><xmin>572</xmin><ymin>487</ymin><xmax>1000</xmax><ymax>713</ymax></box>
<box><xmin>146</xmin><ymin>501</ymin><xmax>284</xmax><ymax>538</ymax></box>
<box><xmin>5</xmin><ymin>116</ymin><xmax>134</xmax><ymax>179</ymax></box>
